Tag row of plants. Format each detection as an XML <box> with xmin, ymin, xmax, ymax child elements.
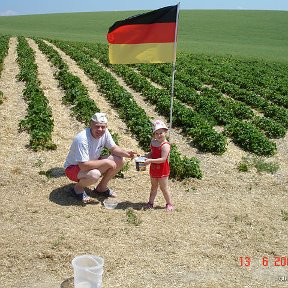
<box><xmin>72</xmin><ymin>41</ymin><xmax>228</xmax><ymax>155</ymax></box>
<box><xmin>137</xmin><ymin>63</ymin><xmax>286</xmax><ymax>138</ymax></box>
<box><xmin>173</xmin><ymin>54</ymin><xmax>288</xmax><ymax>127</ymax></box>
<box><xmin>137</xmin><ymin>64</ymin><xmax>253</xmax><ymax>121</ymax></box>
<box><xmin>118</xmin><ymin>67</ymin><xmax>276</xmax><ymax>156</ymax></box>
<box><xmin>33</xmin><ymin>38</ymin><xmax>99</xmax><ymax>125</ymax></box>
<box><xmin>0</xmin><ymin>35</ymin><xmax>9</xmax><ymax>73</ymax></box>
<box><xmin>210</xmin><ymin>79</ymin><xmax>288</xmax><ymax>127</ymax></box>
<box><xmin>76</xmin><ymin>42</ymin><xmax>277</xmax><ymax>156</ymax></box>
<box><xmin>49</xmin><ymin>39</ymin><xmax>203</xmax><ymax>179</ymax></box>
<box><xmin>177</xmin><ymin>53</ymin><xmax>288</xmax><ymax>108</ymax></box>
<box><xmin>0</xmin><ymin>35</ymin><xmax>10</xmax><ymax>104</ymax></box>
<box><xmin>0</xmin><ymin>90</ymin><xmax>3</xmax><ymax>105</ymax></box>
<box><xmin>16</xmin><ymin>36</ymin><xmax>56</xmax><ymax>150</ymax></box>
<box><xmin>136</xmin><ymin>63</ymin><xmax>286</xmax><ymax>140</ymax></box>
<box><xmin>108</xmin><ymin>65</ymin><xmax>228</xmax><ymax>155</ymax></box>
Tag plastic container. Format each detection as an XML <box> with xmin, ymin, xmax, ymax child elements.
<box><xmin>135</xmin><ymin>156</ymin><xmax>146</xmax><ymax>171</ymax></box>
<box><xmin>72</xmin><ymin>255</ymin><xmax>104</xmax><ymax>288</ymax></box>
<box><xmin>103</xmin><ymin>198</ymin><xmax>118</xmax><ymax>209</ymax></box>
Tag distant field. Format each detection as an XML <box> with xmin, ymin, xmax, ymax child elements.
<box><xmin>0</xmin><ymin>10</ymin><xmax>288</xmax><ymax>63</ymax></box>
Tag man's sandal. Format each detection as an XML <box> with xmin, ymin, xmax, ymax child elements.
<box><xmin>73</xmin><ymin>190</ymin><xmax>96</xmax><ymax>204</ymax></box>
<box><xmin>93</xmin><ymin>188</ymin><xmax>117</xmax><ymax>198</ymax></box>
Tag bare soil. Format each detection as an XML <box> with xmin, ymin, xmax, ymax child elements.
<box><xmin>0</xmin><ymin>37</ymin><xmax>288</xmax><ymax>288</ymax></box>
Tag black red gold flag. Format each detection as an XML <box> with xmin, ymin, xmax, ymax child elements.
<box><xmin>107</xmin><ymin>5</ymin><xmax>179</xmax><ymax>64</ymax></box>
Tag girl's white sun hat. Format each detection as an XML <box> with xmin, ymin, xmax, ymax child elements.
<box><xmin>152</xmin><ymin>120</ymin><xmax>168</xmax><ymax>133</ymax></box>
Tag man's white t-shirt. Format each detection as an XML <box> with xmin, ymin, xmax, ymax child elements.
<box><xmin>64</xmin><ymin>128</ymin><xmax>116</xmax><ymax>169</ymax></box>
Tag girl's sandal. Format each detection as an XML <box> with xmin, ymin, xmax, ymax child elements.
<box><xmin>166</xmin><ymin>203</ymin><xmax>174</xmax><ymax>212</ymax></box>
<box><xmin>145</xmin><ymin>202</ymin><xmax>154</xmax><ymax>210</ymax></box>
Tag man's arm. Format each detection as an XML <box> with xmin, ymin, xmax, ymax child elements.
<box><xmin>110</xmin><ymin>145</ymin><xmax>137</xmax><ymax>159</ymax></box>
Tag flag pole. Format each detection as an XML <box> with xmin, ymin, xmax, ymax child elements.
<box><xmin>168</xmin><ymin>2</ymin><xmax>180</xmax><ymax>142</ymax></box>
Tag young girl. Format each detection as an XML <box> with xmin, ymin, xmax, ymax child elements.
<box><xmin>144</xmin><ymin>120</ymin><xmax>174</xmax><ymax>211</ymax></box>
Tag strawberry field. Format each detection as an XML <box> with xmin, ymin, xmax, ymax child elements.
<box><xmin>0</xmin><ymin>35</ymin><xmax>288</xmax><ymax>288</ymax></box>
<box><xmin>3</xmin><ymin>35</ymin><xmax>288</xmax><ymax>166</ymax></box>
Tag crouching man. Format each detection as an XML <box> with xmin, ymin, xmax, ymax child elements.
<box><xmin>64</xmin><ymin>112</ymin><xmax>136</xmax><ymax>203</ymax></box>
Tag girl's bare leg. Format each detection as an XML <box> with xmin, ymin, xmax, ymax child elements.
<box><xmin>148</xmin><ymin>177</ymin><xmax>159</xmax><ymax>204</ymax></box>
<box><xmin>158</xmin><ymin>177</ymin><xmax>172</xmax><ymax>204</ymax></box>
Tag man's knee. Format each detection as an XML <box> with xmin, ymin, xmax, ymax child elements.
<box><xmin>102</xmin><ymin>155</ymin><xmax>124</xmax><ymax>172</ymax></box>
<box><xmin>87</xmin><ymin>169</ymin><xmax>102</xmax><ymax>181</ymax></box>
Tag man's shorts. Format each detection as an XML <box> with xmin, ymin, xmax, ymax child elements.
<box><xmin>65</xmin><ymin>165</ymin><xmax>80</xmax><ymax>182</ymax></box>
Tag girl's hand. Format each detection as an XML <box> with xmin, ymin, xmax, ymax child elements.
<box><xmin>144</xmin><ymin>159</ymin><xmax>151</xmax><ymax>166</ymax></box>
<box><xmin>144</xmin><ymin>152</ymin><xmax>152</xmax><ymax>159</ymax></box>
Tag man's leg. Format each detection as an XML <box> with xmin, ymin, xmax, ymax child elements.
<box><xmin>65</xmin><ymin>168</ymin><xmax>102</xmax><ymax>204</ymax></box>
<box><xmin>74</xmin><ymin>169</ymin><xmax>102</xmax><ymax>193</ymax></box>
<box><xmin>94</xmin><ymin>154</ymin><xmax>124</xmax><ymax>193</ymax></box>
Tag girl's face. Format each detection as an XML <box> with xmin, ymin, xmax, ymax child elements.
<box><xmin>154</xmin><ymin>128</ymin><xmax>167</xmax><ymax>142</ymax></box>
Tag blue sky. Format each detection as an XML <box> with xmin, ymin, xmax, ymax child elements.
<box><xmin>1</xmin><ymin>0</ymin><xmax>288</xmax><ymax>16</ymax></box>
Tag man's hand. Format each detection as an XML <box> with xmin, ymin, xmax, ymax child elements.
<box><xmin>127</xmin><ymin>151</ymin><xmax>138</xmax><ymax>159</ymax></box>
<box><xmin>110</xmin><ymin>145</ymin><xmax>138</xmax><ymax>159</ymax></box>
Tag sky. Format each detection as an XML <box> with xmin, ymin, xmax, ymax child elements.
<box><xmin>1</xmin><ymin>0</ymin><xmax>288</xmax><ymax>16</ymax></box>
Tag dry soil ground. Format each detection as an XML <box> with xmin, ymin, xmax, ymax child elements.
<box><xmin>0</xmin><ymin>37</ymin><xmax>288</xmax><ymax>288</ymax></box>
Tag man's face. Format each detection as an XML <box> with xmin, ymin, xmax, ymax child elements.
<box><xmin>90</xmin><ymin>121</ymin><xmax>107</xmax><ymax>139</ymax></box>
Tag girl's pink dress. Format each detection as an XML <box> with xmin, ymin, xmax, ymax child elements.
<box><xmin>149</xmin><ymin>142</ymin><xmax>170</xmax><ymax>178</ymax></box>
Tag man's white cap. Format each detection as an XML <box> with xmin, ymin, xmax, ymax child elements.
<box><xmin>152</xmin><ymin>120</ymin><xmax>168</xmax><ymax>133</ymax></box>
<box><xmin>91</xmin><ymin>112</ymin><xmax>108</xmax><ymax>124</ymax></box>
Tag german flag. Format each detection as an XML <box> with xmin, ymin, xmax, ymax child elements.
<box><xmin>107</xmin><ymin>5</ymin><xmax>179</xmax><ymax>64</ymax></box>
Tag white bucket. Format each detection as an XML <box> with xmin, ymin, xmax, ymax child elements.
<box><xmin>135</xmin><ymin>156</ymin><xmax>146</xmax><ymax>171</ymax></box>
<box><xmin>72</xmin><ymin>255</ymin><xmax>104</xmax><ymax>288</ymax></box>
